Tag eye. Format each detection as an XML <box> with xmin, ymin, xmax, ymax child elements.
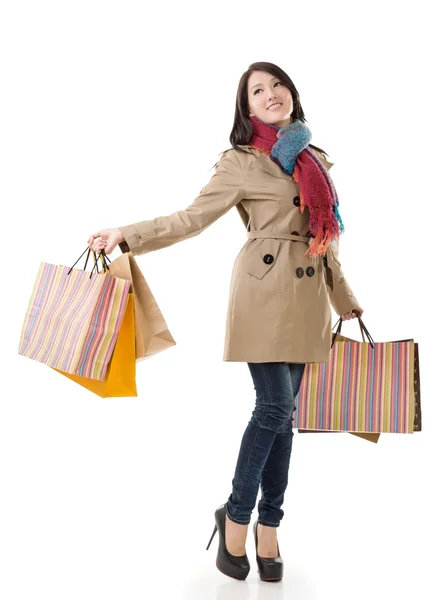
<box><xmin>253</xmin><ymin>81</ymin><xmax>283</xmax><ymax>95</ymax></box>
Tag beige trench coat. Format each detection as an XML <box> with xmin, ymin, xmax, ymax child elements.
<box><xmin>118</xmin><ymin>144</ymin><xmax>362</xmax><ymax>363</ymax></box>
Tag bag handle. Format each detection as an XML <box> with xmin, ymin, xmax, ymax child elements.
<box><xmin>99</xmin><ymin>251</ymin><xmax>112</xmax><ymax>268</ymax></box>
<box><xmin>68</xmin><ymin>248</ymin><xmax>112</xmax><ymax>279</ymax></box>
<box><xmin>331</xmin><ymin>312</ymin><xmax>375</xmax><ymax>349</ymax></box>
<box><xmin>93</xmin><ymin>251</ymin><xmax>112</xmax><ymax>275</ymax></box>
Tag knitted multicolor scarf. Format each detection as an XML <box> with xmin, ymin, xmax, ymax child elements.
<box><xmin>249</xmin><ymin>115</ymin><xmax>344</xmax><ymax>257</ymax></box>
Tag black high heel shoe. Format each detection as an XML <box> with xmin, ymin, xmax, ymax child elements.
<box><xmin>206</xmin><ymin>503</ymin><xmax>250</xmax><ymax>580</ymax></box>
<box><xmin>253</xmin><ymin>520</ymin><xmax>284</xmax><ymax>582</ymax></box>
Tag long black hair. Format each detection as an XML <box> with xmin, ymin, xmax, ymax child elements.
<box><xmin>229</xmin><ymin>61</ymin><xmax>329</xmax><ymax>157</ymax></box>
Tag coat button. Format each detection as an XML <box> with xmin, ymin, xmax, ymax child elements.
<box><xmin>293</xmin><ymin>196</ymin><xmax>301</xmax><ymax>206</ymax></box>
<box><xmin>291</xmin><ymin>230</ymin><xmax>299</xmax><ymax>236</ymax></box>
<box><xmin>263</xmin><ymin>254</ymin><xmax>274</xmax><ymax>264</ymax></box>
<box><xmin>306</xmin><ymin>266</ymin><xmax>315</xmax><ymax>277</ymax></box>
<box><xmin>296</xmin><ymin>267</ymin><xmax>304</xmax><ymax>278</ymax></box>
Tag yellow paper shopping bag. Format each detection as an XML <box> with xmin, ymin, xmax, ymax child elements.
<box><xmin>54</xmin><ymin>293</ymin><xmax>137</xmax><ymax>397</ymax></box>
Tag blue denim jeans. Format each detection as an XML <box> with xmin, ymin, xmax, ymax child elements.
<box><xmin>226</xmin><ymin>361</ymin><xmax>306</xmax><ymax>528</ymax></box>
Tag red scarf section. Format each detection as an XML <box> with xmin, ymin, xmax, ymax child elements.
<box><xmin>249</xmin><ymin>116</ymin><xmax>341</xmax><ymax>257</ymax></box>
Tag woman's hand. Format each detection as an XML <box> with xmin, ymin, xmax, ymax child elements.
<box><xmin>88</xmin><ymin>228</ymin><xmax>124</xmax><ymax>255</ymax></box>
<box><xmin>341</xmin><ymin>307</ymin><xmax>364</xmax><ymax>321</ymax></box>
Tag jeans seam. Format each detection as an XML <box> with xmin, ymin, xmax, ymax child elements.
<box><xmin>262</xmin><ymin>363</ymin><xmax>275</xmax><ymax>410</ymax></box>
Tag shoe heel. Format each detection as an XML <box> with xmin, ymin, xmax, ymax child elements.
<box><xmin>206</xmin><ymin>523</ymin><xmax>218</xmax><ymax>550</ymax></box>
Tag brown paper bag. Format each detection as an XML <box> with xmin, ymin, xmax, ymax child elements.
<box><xmin>107</xmin><ymin>252</ymin><xmax>176</xmax><ymax>360</ymax></box>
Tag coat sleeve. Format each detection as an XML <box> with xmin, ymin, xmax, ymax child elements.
<box><xmin>317</xmin><ymin>152</ymin><xmax>362</xmax><ymax>316</ymax></box>
<box><xmin>324</xmin><ymin>238</ymin><xmax>362</xmax><ymax>316</ymax></box>
<box><xmin>117</xmin><ymin>149</ymin><xmax>245</xmax><ymax>255</ymax></box>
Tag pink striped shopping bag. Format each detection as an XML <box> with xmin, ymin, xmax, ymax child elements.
<box><xmin>293</xmin><ymin>317</ymin><xmax>420</xmax><ymax>434</ymax></box>
<box><xmin>18</xmin><ymin>249</ymin><xmax>131</xmax><ymax>381</ymax></box>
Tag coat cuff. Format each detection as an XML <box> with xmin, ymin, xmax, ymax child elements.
<box><xmin>117</xmin><ymin>224</ymin><xmax>156</xmax><ymax>256</ymax></box>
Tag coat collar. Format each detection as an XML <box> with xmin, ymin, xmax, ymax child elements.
<box><xmin>236</xmin><ymin>144</ymin><xmax>334</xmax><ymax>173</ymax></box>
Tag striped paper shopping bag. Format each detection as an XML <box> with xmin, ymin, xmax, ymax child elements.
<box><xmin>293</xmin><ymin>317</ymin><xmax>419</xmax><ymax>434</ymax></box>
<box><xmin>18</xmin><ymin>252</ymin><xmax>131</xmax><ymax>381</ymax></box>
<box><xmin>54</xmin><ymin>294</ymin><xmax>137</xmax><ymax>397</ymax></box>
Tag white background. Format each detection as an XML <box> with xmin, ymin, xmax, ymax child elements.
<box><xmin>1</xmin><ymin>1</ymin><xmax>440</xmax><ymax>598</ymax></box>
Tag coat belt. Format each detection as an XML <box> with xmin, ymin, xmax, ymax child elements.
<box><xmin>247</xmin><ymin>230</ymin><xmax>311</xmax><ymax>243</ymax></box>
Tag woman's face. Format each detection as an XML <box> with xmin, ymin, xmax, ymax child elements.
<box><xmin>247</xmin><ymin>70</ymin><xmax>293</xmax><ymax>127</ymax></box>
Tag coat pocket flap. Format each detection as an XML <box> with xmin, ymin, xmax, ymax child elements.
<box><xmin>246</xmin><ymin>238</ymin><xmax>282</xmax><ymax>280</ymax></box>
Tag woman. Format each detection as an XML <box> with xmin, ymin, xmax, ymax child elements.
<box><xmin>88</xmin><ymin>61</ymin><xmax>363</xmax><ymax>582</ymax></box>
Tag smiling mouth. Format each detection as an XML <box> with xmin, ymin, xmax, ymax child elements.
<box><xmin>268</xmin><ymin>103</ymin><xmax>282</xmax><ymax>110</ymax></box>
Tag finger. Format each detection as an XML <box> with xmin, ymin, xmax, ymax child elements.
<box><xmin>88</xmin><ymin>235</ymin><xmax>103</xmax><ymax>248</ymax></box>
<box><xmin>92</xmin><ymin>243</ymin><xmax>105</xmax><ymax>253</ymax></box>
<box><xmin>97</xmin><ymin>241</ymin><xmax>113</xmax><ymax>255</ymax></box>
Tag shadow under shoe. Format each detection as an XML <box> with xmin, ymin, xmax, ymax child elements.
<box><xmin>206</xmin><ymin>503</ymin><xmax>250</xmax><ymax>580</ymax></box>
<box><xmin>253</xmin><ymin>520</ymin><xmax>284</xmax><ymax>582</ymax></box>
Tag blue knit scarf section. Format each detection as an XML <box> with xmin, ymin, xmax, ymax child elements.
<box><xmin>272</xmin><ymin>120</ymin><xmax>344</xmax><ymax>235</ymax></box>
